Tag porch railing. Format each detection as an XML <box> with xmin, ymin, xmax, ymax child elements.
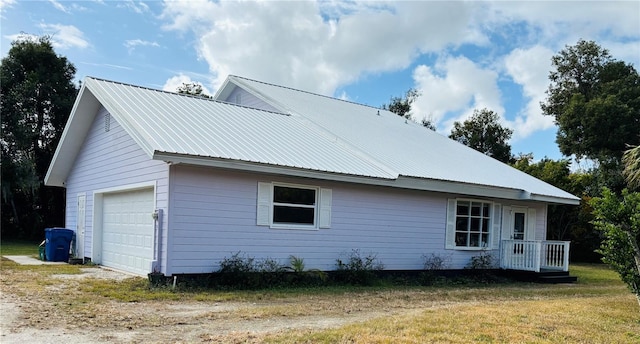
<box><xmin>500</xmin><ymin>240</ymin><xmax>570</xmax><ymax>272</ymax></box>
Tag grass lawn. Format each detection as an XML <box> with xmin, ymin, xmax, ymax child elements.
<box><xmin>0</xmin><ymin>239</ymin><xmax>41</xmax><ymax>256</ymax></box>
<box><xmin>261</xmin><ymin>264</ymin><xmax>640</xmax><ymax>343</ymax></box>
<box><xmin>1</xmin><ymin>239</ymin><xmax>638</xmax><ymax>343</ymax></box>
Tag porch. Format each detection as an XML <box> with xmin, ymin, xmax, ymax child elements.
<box><xmin>500</xmin><ymin>240</ymin><xmax>571</xmax><ymax>273</ymax></box>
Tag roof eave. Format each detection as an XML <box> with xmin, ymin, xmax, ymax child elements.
<box><xmin>45</xmin><ymin>82</ymin><xmax>101</xmax><ymax>187</ymax></box>
<box><xmin>224</xmin><ymin>76</ymin><xmax>292</xmax><ymax>114</ymax></box>
<box><xmin>526</xmin><ymin>193</ymin><xmax>581</xmax><ymax>205</ymax></box>
<box><xmin>212</xmin><ymin>76</ymin><xmax>235</xmax><ymax>100</ymax></box>
<box><xmin>153</xmin><ymin>151</ymin><xmax>396</xmax><ymax>183</ymax></box>
<box><xmin>153</xmin><ymin>153</ymin><xmax>579</xmax><ymax>205</ymax></box>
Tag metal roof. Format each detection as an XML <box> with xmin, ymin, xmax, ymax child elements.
<box><xmin>45</xmin><ymin>77</ymin><xmax>399</xmax><ymax>187</ymax></box>
<box><xmin>219</xmin><ymin>75</ymin><xmax>580</xmax><ymax>204</ymax></box>
<box><xmin>46</xmin><ymin>76</ymin><xmax>579</xmax><ymax>204</ymax></box>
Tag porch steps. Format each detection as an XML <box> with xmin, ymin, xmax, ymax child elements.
<box><xmin>503</xmin><ymin>269</ymin><xmax>578</xmax><ymax>284</ymax></box>
<box><xmin>536</xmin><ymin>270</ymin><xmax>578</xmax><ymax>284</ymax></box>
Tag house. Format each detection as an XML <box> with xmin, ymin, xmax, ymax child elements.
<box><xmin>45</xmin><ymin>76</ymin><xmax>579</xmax><ymax>277</ymax></box>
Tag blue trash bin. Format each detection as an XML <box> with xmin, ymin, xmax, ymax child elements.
<box><xmin>44</xmin><ymin>228</ymin><xmax>74</xmax><ymax>262</ymax></box>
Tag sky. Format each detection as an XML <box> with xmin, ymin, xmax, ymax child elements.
<box><xmin>1</xmin><ymin>0</ymin><xmax>639</xmax><ymax>162</ymax></box>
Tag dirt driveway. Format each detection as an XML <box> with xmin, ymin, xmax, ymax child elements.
<box><xmin>0</xmin><ymin>264</ymin><xmax>440</xmax><ymax>343</ymax></box>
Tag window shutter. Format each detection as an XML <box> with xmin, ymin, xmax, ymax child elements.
<box><xmin>445</xmin><ymin>199</ymin><xmax>456</xmax><ymax>249</ymax></box>
<box><xmin>501</xmin><ymin>206</ymin><xmax>512</xmax><ymax>240</ymax></box>
<box><xmin>318</xmin><ymin>188</ymin><xmax>332</xmax><ymax>228</ymax></box>
<box><xmin>256</xmin><ymin>182</ymin><xmax>271</xmax><ymax>226</ymax></box>
<box><xmin>527</xmin><ymin>208</ymin><xmax>537</xmax><ymax>240</ymax></box>
<box><xmin>491</xmin><ymin>203</ymin><xmax>502</xmax><ymax>249</ymax></box>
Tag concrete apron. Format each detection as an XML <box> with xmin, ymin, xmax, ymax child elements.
<box><xmin>3</xmin><ymin>255</ymin><xmax>66</xmax><ymax>265</ymax></box>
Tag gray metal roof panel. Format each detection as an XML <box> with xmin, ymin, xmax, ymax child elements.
<box><xmin>84</xmin><ymin>77</ymin><xmax>397</xmax><ymax>179</ymax></box>
<box><xmin>227</xmin><ymin>76</ymin><xmax>578</xmax><ymax>202</ymax></box>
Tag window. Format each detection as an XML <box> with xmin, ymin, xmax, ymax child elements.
<box><xmin>257</xmin><ymin>182</ymin><xmax>332</xmax><ymax>229</ymax></box>
<box><xmin>513</xmin><ymin>212</ymin><xmax>525</xmax><ymax>240</ymax></box>
<box><xmin>446</xmin><ymin>199</ymin><xmax>495</xmax><ymax>249</ymax></box>
<box><xmin>273</xmin><ymin>185</ymin><xmax>316</xmax><ymax>225</ymax></box>
<box><xmin>455</xmin><ymin>200</ymin><xmax>491</xmax><ymax>248</ymax></box>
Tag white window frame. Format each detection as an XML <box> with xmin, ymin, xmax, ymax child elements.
<box><xmin>272</xmin><ymin>183</ymin><xmax>318</xmax><ymax>229</ymax></box>
<box><xmin>257</xmin><ymin>182</ymin><xmax>332</xmax><ymax>230</ymax></box>
<box><xmin>446</xmin><ymin>198</ymin><xmax>499</xmax><ymax>250</ymax></box>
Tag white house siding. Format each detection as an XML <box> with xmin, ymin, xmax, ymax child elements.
<box><xmin>224</xmin><ymin>87</ymin><xmax>279</xmax><ymax>112</ymax></box>
<box><xmin>167</xmin><ymin>165</ymin><xmax>535</xmax><ymax>274</ymax></box>
<box><xmin>64</xmin><ymin>107</ymin><xmax>169</xmax><ymax>270</ymax></box>
<box><xmin>534</xmin><ymin>203</ymin><xmax>548</xmax><ymax>240</ymax></box>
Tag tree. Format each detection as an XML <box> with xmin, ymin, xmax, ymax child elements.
<box><xmin>382</xmin><ymin>88</ymin><xmax>420</xmax><ymax>119</ymax></box>
<box><xmin>421</xmin><ymin>117</ymin><xmax>437</xmax><ymax>131</ymax></box>
<box><xmin>590</xmin><ymin>188</ymin><xmax>640</xmax><ymax>306</ymax></box>
<box><xmin>449</xmin><ymin>108</ymin><xmax>513</xmax><ymax>163</ymax></box>
<box><xmin>541</xmin><ymin>40</ymin><xmax>640</xmax><ymax>168</ymax></box>
<box><xmin>623</xmin><ymin>145</ymin><xmax>640</xmax><ymax>190</ymax></box>
<box><xmin>1</xmin><ymin>36</ymin><xmax>78</xmax><ymax>239</ymax></box>
<box><xmin>176</xmin><ymin>82</ymin><xmax>211</xmax><ymax>99</ymax></box>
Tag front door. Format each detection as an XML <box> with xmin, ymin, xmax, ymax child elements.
<box><xmin>76</xmin><ymin>193</ymin><xmax>86</xmax><ymax>260</ymax></box>
<box><xmin>510</xmin><ymin>207</ymin><xmax>528</xmax><ymax>255</ymax></box>
<box><xmin>511</xmin><ymin>209</ymin><xmax>526</xmax><ymax>240</ymax></box>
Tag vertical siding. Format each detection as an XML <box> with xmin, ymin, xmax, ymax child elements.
<box><xmin>64</xmin><ymin>107</ymin><xmax>169</xmax><ymax>269</ymax></box>
<box><xmin>167</xmin><ymin>165</ymin><xmax>526</xmax><ymax>274</ymax></box>
<box><xmin>224</xmin><ymin>87</ymin><xmax>280</xmax><ymax>112</ymax></box>
<box><xmin>534</xmin><ymin>203</ymin><xmax>547</xmax><ymax>240</ymax></box>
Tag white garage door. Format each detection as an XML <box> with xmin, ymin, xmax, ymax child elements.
<box><xmin>102</xmin><ymin>188</ymin><xmax>154</xmax><ymax>275</ymax></box>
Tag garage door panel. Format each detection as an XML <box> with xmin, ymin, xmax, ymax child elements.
<box><xmin>102</xmin><ymin>188</ymin><xmax>154</xmax><ymax>275</ymax></box>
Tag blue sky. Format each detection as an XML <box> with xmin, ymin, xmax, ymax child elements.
<box><xmin>2</xmin><ymin>0</ymin><xmax>639</xmax><ymax>162</ymax></box>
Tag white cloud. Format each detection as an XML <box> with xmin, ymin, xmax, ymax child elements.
<box><xmin>48</xmin><ymin>0</ymin><xmax>69</xmax><ymax>13</ymax></box>
<box><xmin>119</xmin><ymin>0</ymin><xmax>149</xmax><ymax>14</ymax></box>
<box><xmin>160</xmin><ymin>1</ymin><xmax>486</xmax><ymax>93</ymax></box>
<box><xmin>503</xmin><ymin>45</ymin><xmax>556</xmax><ymax>139</ymax></box>
<box><xmin>0</xmin><ymin>0</ymin><xmax>16</xmax><ymax>13</ymax></box>
<box><xmin>80</xmin><ymin>62</ymin><xmax>133</xmax><ymax>71</ymax></box>
<box><xmin>38</xmin><ymin>23</ymin><xmax>89</xmax><ymax>49</ymax></box>
<box><xmin>163</xmin><ymin>74</ymin><xmax>212</xmax><ymax>96</ymax></box>
<box><xmin>4</xmin><ymin>33</ymin><xmax>37</xmax><ymax>45</ymax></box>
<box><xmin>487</xmin><ymin>1</ymin><xmax>640</xmax><ymax>43</ymax></box>
<box><xmin>411</xmin><ymin>56</ymin><xmax>503</xmax><ymax>132</ymax></box>
<box><xmin>70</xmin><ymin>3</ymin><xmax>89</xmax><ymax>12</ymax></box>
<box><xmin>124</xmin><ymin>39</ymin><xmax>160</xmax><ymax>53</ymax></box>
<box><xmin>602</xmin><ymin>40</ymin><xmax>640</xmax><ymax>69</ymax></box>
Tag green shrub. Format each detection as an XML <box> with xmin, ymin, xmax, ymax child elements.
<box><xmin>422</xmin><ymin>253</ymin><xmax>451</xmax><ymax>270</ymax></box>
<box><xmin>418</xmin><ymin>253</ymin><xmax>452</xmax><ymax>286</ymax></box>
<box><xmin>334</xmin><ymin>249</ymin><xmax>384</xmax><ymax>285</ymax></box>
<box><xmin>213</xmin><ymin>252</ymin><xmax>330</xmax><ymax>289</ymax></box>
<box><xmin>218</xmin><ymin>251</ymin><xmax>257</xmax><ymax>273</ymax></box>
<box><xmin>466</xmin><ymin>251</ymin><xmax>495</xmax><ymax>270</ymax></box>
<box><xmin>286</xmin><ymin>255</ymin><xmax>328</xmax><ymax>286</ymax></box>
<box><xmin>215</xmin><ymin>252</ymin><xmax>281</xmax><ymax>289</ymax></box>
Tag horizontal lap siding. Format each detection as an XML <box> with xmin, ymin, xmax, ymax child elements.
<box><xmin>168</xmin><ymin>166</ymin><xmax>496</xmax><ymax>274</ymax></box>
<box><xmin>64</xmin><ymin>107</ymin><xmax>169</xmax><ymax>265</ymax></box>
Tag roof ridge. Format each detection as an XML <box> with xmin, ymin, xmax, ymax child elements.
<box><xmin>228</xmin><ymin>75</ymin><xmax>387</xmax><ymax>112</ymax></box>
<box><xmin>86</xmin><ymin>76</ymin><xmax>211</xmax><ymax>99</ymax></box>
<box><xmin>86</xmin><ymin>76</ymin><xmax>289</xmax><ymax>116</ymax></box>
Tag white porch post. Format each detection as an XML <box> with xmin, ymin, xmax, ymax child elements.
<box><xmin>563</xmin><ymin>241</ymin><xmax>571</xmax><ymax>272</ymax></box>
<box><xmin>534</xmin><ymin>241</ymin><xmax>542</xmax><ymax>273</ymax></box>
